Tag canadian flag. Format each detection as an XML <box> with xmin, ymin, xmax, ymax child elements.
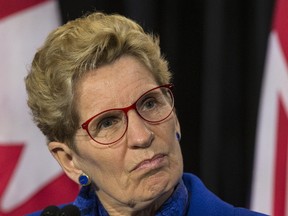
<box><xmin>251</xmin><ymin>0</ymin><xmax>288</xmax><ymax>215</ymax></box>
<box><xmin>0</xmin><ymin>1</ymin><xmax>79</xmax><ymax>215</ymax></box>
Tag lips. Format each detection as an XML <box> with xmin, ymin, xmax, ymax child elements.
<box><xmin>131</xmin><ymin>154</ymin><xmax>166</xmax><ymax>172</ymax></box>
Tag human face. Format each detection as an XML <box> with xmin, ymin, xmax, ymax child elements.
<box><xmin>74</xmin><ymin>55</ymin><xmax>183</xmax><ymax>213</ymax></box>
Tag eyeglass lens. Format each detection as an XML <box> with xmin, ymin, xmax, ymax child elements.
<box><xmin>86</xmin><ymin>86</ymin><xmax>174</xmax><ymax>144</ymax></box>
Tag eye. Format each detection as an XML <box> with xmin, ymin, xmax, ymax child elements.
<box><xmin>97</xmin><ymin>116</ymin><xmax>120</xmax><ymax>130</ymax></box>
<box><xmin>143</xmin><ymin>98</ymin><xmax>157</xmax><ymax>110</ymax></box>
<box><xmin>88</xmin><ymin>114</ymin><xmax>121</xmax><ymax>136</ymax></box>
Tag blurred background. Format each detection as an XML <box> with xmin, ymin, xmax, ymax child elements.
<box><xmin>0</xmin><ymin>0</ymin><xmax>278</xmax><ymax>215</ymax></box>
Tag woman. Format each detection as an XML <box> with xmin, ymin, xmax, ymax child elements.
<box><xmin>25</xmin><ymin>12</ymin><xmax>267</xmax><ymax>216</ymax></box>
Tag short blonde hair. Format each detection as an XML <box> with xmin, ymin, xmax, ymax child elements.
<box><xmin>25</xmin><ymin>12</ymin><xmax>172</xmax><ymax>149</ymax></box>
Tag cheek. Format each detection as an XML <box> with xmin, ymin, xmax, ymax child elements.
<box><xmin>76</xmin><ymin>143</ymin><xmax>126</xmax><ymax>183</ymax></box>
<box><xmin>165</xmin><ymin>119</ymin><xmax>183</xmax><ymax>168</ymax></box>
<box><xmin>172</xmin><ymin>142</ymin><xmax>183</xmax><ymax>171</ymax></box>
<box><xmin>154</xmin><ymin>119</ymin><xmax>183</xmax><ymax>166</ymax></box>
<box><xmin>158</xmin><ymin>117</ymin><xmax>180</xmax><ymax>146</ymax></box>
<box><xmin>74</xmin><ymin>143</ymin><xmax>124</xmax><ymax>179</ymax></box>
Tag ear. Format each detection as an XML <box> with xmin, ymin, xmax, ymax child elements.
<box><xmin>48</xmin><ymin>141</ymin><xmax>82</xmax><ymax>184</ymax></box>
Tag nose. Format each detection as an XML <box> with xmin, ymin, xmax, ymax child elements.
<box><xmin>126</xmin><ymin>110</ymin><xmax>154</xmax><ymax>148</ymax></box>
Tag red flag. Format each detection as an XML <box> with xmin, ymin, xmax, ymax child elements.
<box><xmin>0</xmin><ymin>1</ymin><xmax>79</xmax><ymax>215</ymax></box>
<box><xmin>251</xmin><ymin>0</ymin><xmax>288</xmax><ymax>215</ymax></box>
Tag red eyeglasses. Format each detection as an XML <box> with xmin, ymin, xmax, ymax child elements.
<box><xmin>80</xmin><ymin>84</ymin><xmax>174</xmax><ymax>145</ymax></box>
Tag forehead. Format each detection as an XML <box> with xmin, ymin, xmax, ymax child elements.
<box><xmin>76</xmin><ymin>56</ymin><xmax>158</xmax><ymax>120</ymax></box>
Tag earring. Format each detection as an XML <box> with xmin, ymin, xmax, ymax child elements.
<box><xmin>78</xmin><ymin>173</ymin><xmax>91</xmax><ymax>186</ymax></box>
<box><xmin>176</xmin><ymin>132</ymin><xmax>181</xmax><ymax>141</ymax></box>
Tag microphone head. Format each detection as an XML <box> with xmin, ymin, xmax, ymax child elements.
<box><xmin>40</xmin><ymin>205</ymin><xmax>60</xmax><ymax>216</ymax></box>
<box><xmin>58</xmin><ymin>204</ymin><xmax>81</xmax><ymax>216</ymax></box>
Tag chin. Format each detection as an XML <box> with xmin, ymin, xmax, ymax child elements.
<box><xmin>139</xmin><ymin>169</ymin><xmax>180</xmax><ymax>202</ymax></box>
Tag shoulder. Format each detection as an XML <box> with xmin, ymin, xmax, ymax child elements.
<box><xmin>182</xmin><ymin>173</ymin><xmax>269</xmax><ymax>216</ymax></box>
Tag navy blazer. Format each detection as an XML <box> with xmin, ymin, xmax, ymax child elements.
<box><xmin>28</xmin><ymin>173</ymin><xmax>268</xmax><ymax>216</ymax></box>
<box><xmin>182</xmin><ymin>173</ymin><xmax>268</xmax><ymax>216</ymax></box>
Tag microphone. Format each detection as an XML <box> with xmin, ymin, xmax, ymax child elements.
<box><xmin>40</xmin><ymin>205</ymin><xmax>60</xmax><ymax>216</ymax></box>
<box><xmin>40</xmin><ymin>204</ymin><xmax>80</xmax><ymax>216</ymax></box>
<box><xmin>58</xmin><ymin>204</ymin><xmax>81</xmax><ymax>216</ymax></box>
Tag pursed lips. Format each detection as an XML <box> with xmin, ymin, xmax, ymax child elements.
<box><xmin>130</xmin><ymin>153</ymin><xmax>167</xmax><ymax>172</ymax></box>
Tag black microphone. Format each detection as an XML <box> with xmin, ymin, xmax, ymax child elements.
<box><xmin>40</xmin><ymin>205</ymin><xmax>60</xmax><ymax>216</ymax></box>
<box><xmin>58</xmin><ymin>204</ymin><xmax>81</xmax><ymax>216</ymax></box>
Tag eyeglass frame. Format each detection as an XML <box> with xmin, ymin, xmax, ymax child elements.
<box><xmin>80</xmin><ymin>83</ymin><xmax>175</xmax><ymax>145</ymax></box>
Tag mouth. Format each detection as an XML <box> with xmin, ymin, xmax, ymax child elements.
<box><xmin>131</xmin><ymin>154</ymin><xmax>167</xmax><ymax>172</ymax></box>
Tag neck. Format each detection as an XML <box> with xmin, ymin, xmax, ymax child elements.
<box><xmin>100</xmin><ymin>189</ymin><xmax>174</xmax><ymax>216</ymax></box>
